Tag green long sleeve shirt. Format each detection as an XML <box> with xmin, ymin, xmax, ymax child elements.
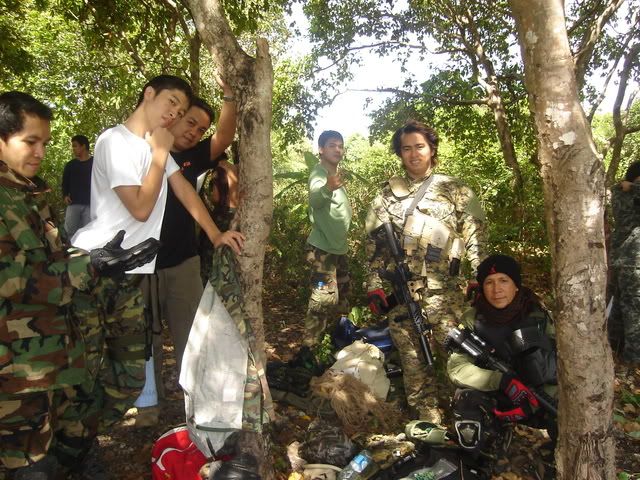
<box><xmin>306</xmin><ymin>164</ymin><xmax>352</xmax><ymax>255</ymax></box>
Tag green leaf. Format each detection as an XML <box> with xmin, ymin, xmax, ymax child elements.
<box><xmin>304</xmin><ymin>151</ymin><xmax>319</xmax><ymax>169</ymax></box>
<box><xmin>613</xmin><ymin>413</ymin><xmax>627</xmax><ymax>424</ymax></box>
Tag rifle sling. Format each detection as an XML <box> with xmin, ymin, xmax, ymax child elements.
<box><xmin>404</xmin><ymin>174</ymin><xmax>435</xmax><ymax>221</ymax></box>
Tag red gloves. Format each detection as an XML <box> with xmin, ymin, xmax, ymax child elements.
<box><xmin>367</xmin><ymin>289</ymin><xmax>388</xmax><ymax>315</ymax></box>
<box><xmin>500</xmin><ymin>374</ymin><xmax>540</xmax><ymax>409</ymax></box>
<box><xmin>493</xmin><ymin>406</ymin><xmax>530</xmax><ymax>422</ymax></box>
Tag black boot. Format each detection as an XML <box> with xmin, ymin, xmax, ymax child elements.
<box><xmin>10</xmin><ymin>456</ymin><xmax>58</xmax><ymax>480</ymax></box>
<box><xmin>213</xmin><ymin>453</ymin><xmax>261</xmax><ymax>480</ymax></box>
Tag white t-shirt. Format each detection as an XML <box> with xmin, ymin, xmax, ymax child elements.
<box><xmin>72</xmin><ymin>124</ymin><xmax>180</xmax><ymax>274</ymax></box>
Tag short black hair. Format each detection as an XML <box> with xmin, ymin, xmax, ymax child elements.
<box><xmin>71</xmin><ymin>134</ymin><xmax>90</xmax><ymax>150</ymax></box>
<box><xmin>391</xmin><ymin>120</ymin><xmax>439</xmax><ymax>167</ymax></box>
<box><xmin>625</xmin><ymin>161</ymin><xmax>640</xmax><ymax>182</ymax></box>
<box><xmin>0</xmin><ymin>91</ymin><xmax>53</xmax><ymax>141</ymax></box>
<box><xmin>318</xmin><ymin>130</ymin><xmax>343</xmax><ymax>148</ymax></box>
<box><xmin>136</xmin><ymin>75</ymin><xmax>193</xmax><ymax>108</ymax></box>
<box><xmin>191</xmin><ymin>97</ymin><xmax>215</xmax><ymax>126</ymax></box>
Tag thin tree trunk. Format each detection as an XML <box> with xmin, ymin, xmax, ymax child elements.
<box><xmin>509</xmin><ymin>1</ymin><xmax>615</xmax><ymax>479</ymax></box>
<box><xmin>606</xmin><ymin>43</ymin><xmax>640</xmax><ymax>186</ymax></box>
<box><xmin>186</xmin><ymin>0</ymin><xmax>274</xmax><ymax>475</ymax></box>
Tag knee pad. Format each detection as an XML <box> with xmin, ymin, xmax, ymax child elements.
<box><xmin>452</xmin><ymin>389</ymin><xmax>497</xmax><ymax>452</ymax></box>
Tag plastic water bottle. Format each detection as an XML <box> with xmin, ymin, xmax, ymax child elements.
<box><xmin>338</xmin><ymin>450</ymin><xmax>379</xmax><ymax>480</ymax></box>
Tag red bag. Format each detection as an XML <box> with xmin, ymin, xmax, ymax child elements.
<box><xmin>151</xmin><ymin>426</ymin><xmax>208</xmax><ymax>480</ymax></box>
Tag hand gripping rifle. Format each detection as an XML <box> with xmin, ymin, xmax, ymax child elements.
<box><xmin>444</xmin><ymin>326</ymin><xmax>558</xmax><ymax>417</ymax></box>
<box><xmin>378</xmin><ymin>222</ymin><xmax>434</xmax><ymax>366</ymax></box>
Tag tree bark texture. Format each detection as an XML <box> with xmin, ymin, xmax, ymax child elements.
<box><xmin>186</xmin><ymin>0</ymin><xmax>274</xmax><ymax>474</ymax></box>
<box><xmin>509</xmin><ymin>1</ymin><xmax>615</xmax><ymax>479</ymax></box>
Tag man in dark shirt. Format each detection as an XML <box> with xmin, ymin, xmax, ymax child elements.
<box><xmin>61</xmin><ymin>134</ymin><xmax>92</xmax><ymax>238</ymax></box>
<box><xmin>148</xmin><ymin>79</ymin><xmax>237</xmax><ymax>386</ymax></box>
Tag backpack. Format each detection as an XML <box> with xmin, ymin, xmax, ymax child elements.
<box><xmin>151</xmin><ymin>426</ymin><xmax>208</xmax><ymax>480</ymax></box>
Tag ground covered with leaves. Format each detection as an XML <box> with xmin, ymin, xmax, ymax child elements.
<box><xmin>86</xmin><ymin>286</ymin><xmax>639</xmax><ymax>480</ymax></box>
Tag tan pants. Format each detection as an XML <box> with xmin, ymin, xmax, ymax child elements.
<box><xmin>141</xmin><ymin>256</ymin><xmax>204</xmax><ymax>397</ymax></box>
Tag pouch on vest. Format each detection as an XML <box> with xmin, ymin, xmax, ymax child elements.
<box><xmin>420</xmin><ymin>215</ymin><xmax>450</xmax><ymax>263</ymax></box>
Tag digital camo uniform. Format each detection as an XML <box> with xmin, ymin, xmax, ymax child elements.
<box><xmin>365</xmin><ymin>173</ymin><xmax>485</xmax><ymax>421</ymax></box>
<box><xmin>304</xmin><ymin>245</ymin><xmax>350</xmax><ymax>345</ymax></box>
<box><xmin>613</xmin><ymin>227</ymin><xmax>640</xmax><ymax>363</ymax></box>
<box><xmin>207</xmin><ymin>247</ymin><xmax>274</xmax><ymax>431</ymax></box>
<box><xmin>0</xmin><ymin>163</ymin><xmax>92</xmax><ymax>471</ymax></box>
<box><xmin>611</xmin><ymin>182</ymin><xmax>640</xmax><ymax>362</ymax></box>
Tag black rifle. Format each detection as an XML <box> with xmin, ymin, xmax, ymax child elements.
<box><xmin>445</xmin><ymin>327</ymin><xmax>557</xmax><ymax>417</ymax></box>
<box><xmin>377</xmin><ymin>222</ymin><xmax>434</xmax><ymax>366</ymax></box>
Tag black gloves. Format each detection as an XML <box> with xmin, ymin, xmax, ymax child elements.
<box><xmin>90</xmin><ymin>230</ymin><xmax>160</xmax><ymax>277</ymax></box>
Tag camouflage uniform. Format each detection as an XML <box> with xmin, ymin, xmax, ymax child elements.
<box><xmin>365</xmin><ymin>173</ymin><xmax>485</xmax><ymax>421</ymax></box>
<box><xmin>0</xmin><ymin>163</ymin><xmax>92</xmax><ymax>470</ymax></box>
<box><xmin>0</xmin><ymin>162</ymin><xmax>147</xmax><ymax>475</ymax></box>
<box><xmin>198</xmin><ymin>167</ymin><xmax>236</xmax><ymax>285</ymax></box>
<box><xmin>304</xmin><ymin>164</ymin><xmax>352</xmax><ymax>347</ymax></box>
<box><xmin>611</xmin><ymin>183</ymin><xmax>640</xmax><ymax>362</ymax></box>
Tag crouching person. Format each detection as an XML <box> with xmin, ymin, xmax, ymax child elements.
<box><xmin>446</xmin><ymin>254</ymin><xmax>557</xmax><ymax>458</ymax></box>
<box><xmin>0</xmin><ymin>92</ymin><xmax>157</xmax><ymax>479</ymax></box>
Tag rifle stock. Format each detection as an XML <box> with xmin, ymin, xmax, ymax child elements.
<box><xmin>446</xmin><ymin>327</ymin><xmax>557</xmax><ymax>417</ymax></box>
<box><xmin>379</xmin><ymin>223</ymin><xmax>434</xmax><ymax>366</ymax></box>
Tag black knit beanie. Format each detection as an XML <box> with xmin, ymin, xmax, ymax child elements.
<box><xmin>625</xmin><ymin>161</ymin><xmax>640</xmax><ymax>182</ymax></box>
<box><xmin>476</xmin><ymin>254</ymin><xmax>522</xmax><ymax>288</ymax></box>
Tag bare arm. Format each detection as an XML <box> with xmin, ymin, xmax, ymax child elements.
<box><xmin>114</xmin><ymin>127</ymin><xmax>173</xmax><ymax>222</ymax></box>
<box><xmin>168</xmin><ymin>171</ymin><xmax>245</xmax><ymax>254</ymax></box>
<box><xmin>209</xmin><ymin>77</ymin><xmax>237</xmax><ymax>160</ymax></box>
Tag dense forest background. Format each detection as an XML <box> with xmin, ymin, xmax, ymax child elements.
<box><xmin>1</xmin><ymin>0</ymin><xmax>638</xmax><ymax>307</ymax></box>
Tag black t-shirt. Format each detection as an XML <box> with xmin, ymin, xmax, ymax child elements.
<box><xmin>61</xmin><ymin>157</ymin><xmax>93</xmax><ymax>205</ymax></box>
<box><xmin>156</xmin><ymin>138</ymin><xmax>220</xmax><ymax>269</ymax></box>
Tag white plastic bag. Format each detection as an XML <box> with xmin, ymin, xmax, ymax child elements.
<box><xmin>179</xmin><ymin>281</ymin><xmax>248</xmax><ymax>455</ymax></box>
<box><xmin>330</xmin><ymin>340</ymin><xmax>390</xmax><ymax>400</ymax></box>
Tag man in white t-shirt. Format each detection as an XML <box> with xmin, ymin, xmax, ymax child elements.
<box><xmin>72</xmin><ymin>75</ymin><xmax>244</xmax><ymax>425</ymax></box>
<box><xmin>73</xmin><ymin>75</ymin><xmax>243</xmax><ymax>260</ymax></box>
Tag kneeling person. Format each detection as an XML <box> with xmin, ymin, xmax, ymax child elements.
<box><xmin>447</xmin><ymin>254</ymin><xmax>557</xmax><ymax>455</ymax></box>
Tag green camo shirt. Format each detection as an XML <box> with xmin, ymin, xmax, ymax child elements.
<box><xmin>307</xmin><ymin>163</ymin><xmax>352</xmax><ymax>255</ymax></box>
<box><xmin>0</xmin><ymin>161</ymin><xmax>93</xmax><ymax>394</ymax></box>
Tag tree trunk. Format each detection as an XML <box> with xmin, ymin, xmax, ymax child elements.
<box><xmin>606</xmin><ymin>42</ymin><xmax>640</xmax><ymax>186</ymax></box>
<box><xmin>186</xmin><ymin>0</ymin><xmax>274</xmax><ymax>474</ymax></box>
<box><xmin>509</xmin><ymin>1</ymin><xmax>615</xmax><ymax>479</ymax></box>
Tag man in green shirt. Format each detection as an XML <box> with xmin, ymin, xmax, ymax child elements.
<box><xmin>304</xmin><ymin>130</ymin><xmax>352</xmax><ymax>347</ymax></box>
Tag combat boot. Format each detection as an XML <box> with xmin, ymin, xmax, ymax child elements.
<box><xmin>212</xmin><ymin>453</ymin><xmax>261</xmax><ymax>480</ymax></box>
<box><xmin>9</xmin><ymin>456</ymin><xmax>58</xmax><ymax>480</ymax></box>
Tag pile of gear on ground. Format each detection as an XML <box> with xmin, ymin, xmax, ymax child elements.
<box><xmin>264</xmin><ymin>318</ymin><xmax>555</xmax><ymax>480</ymax></box>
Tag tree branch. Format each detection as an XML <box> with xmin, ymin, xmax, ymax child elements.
<box><xmin>573</xmin><ymin>0</ymin><xmax>626</xmax><ymax>89</ymax></box>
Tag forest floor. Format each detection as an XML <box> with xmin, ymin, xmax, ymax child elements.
<box><xmin>78</xmin><ymin>283</ymin><xmax>639</xmax><ymax>479</ymax></box>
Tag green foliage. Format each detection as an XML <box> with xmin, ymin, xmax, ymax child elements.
<box><xmin>592</xmin><ymin>100</ymin><xmax>640</xmax><ymax>181</ymax></box>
